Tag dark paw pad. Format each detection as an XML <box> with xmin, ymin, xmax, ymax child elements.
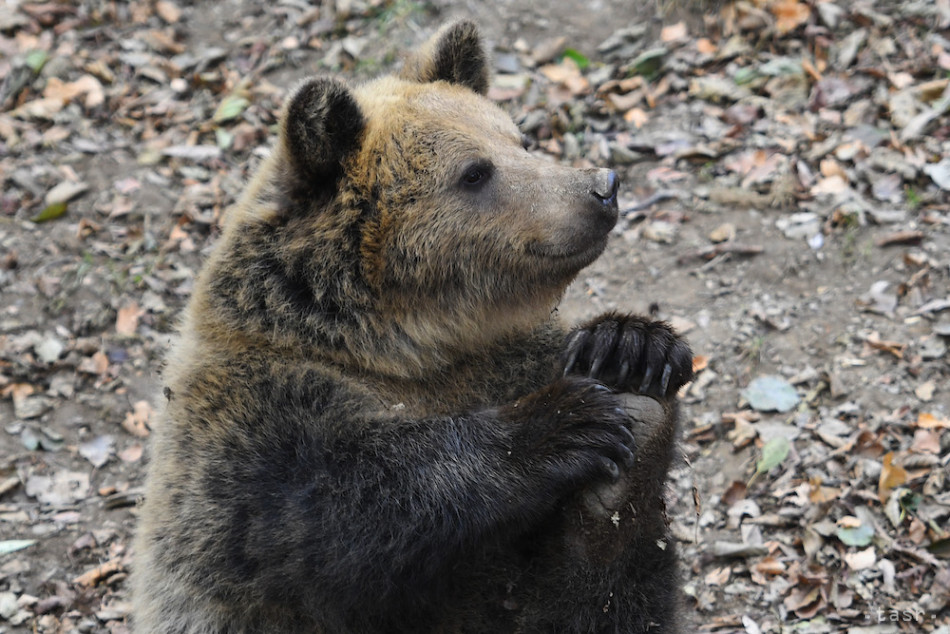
<box><xmin>561</xmin><ymin>313</ymin><xmax>693</xmax><ymax>398</ymax></box>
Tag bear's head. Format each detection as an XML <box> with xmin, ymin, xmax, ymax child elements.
<box><xmin>203</xmin><ymin>21</ymin><xmax>619</xmax><ymax>378</ymax></box>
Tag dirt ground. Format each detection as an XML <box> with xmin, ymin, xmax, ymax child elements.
<box><xmin>1</xmin><ymin>0</ymin><xmax>948</xmax><ymax>632</ymax></box>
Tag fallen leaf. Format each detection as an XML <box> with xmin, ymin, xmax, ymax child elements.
<box><xmin>660</xmin><ymin>22</ymin><xmax>687</xmax><ymax>42</ymax></box>
<box><xmin>771</xmin><ymin>0</ymin><xmax>812</xmax><ymax>34</ymax></box>
<box><xmin>79</xmin><ymin>435</ymin><xmax>114</xmax><ymax>468</ymax></box>
<box><xmin>705</xmin><ymin>566</ymin><xmax>731</xmax><ymax>586</ymax></box>
<box><xmin>155</xmin><ymin>0</ymin><xmax>182</xmax><ymax>23</ymax></box>
<box><xmin>866</xmin><ymin>332</ymin><xmax>906</xmax><ymax>359</ymax></box>
<box><xmin>116</xmin><ymin>302</ymin><xmax>144</xmax><ymax>337</ymax></box>
<box><xmin>74</xmin><ymin>559</ymin><xmax>124</xmax><ymax>587</ymax></box>
<box><xmin>118</xmin><ymin>443</ymin><xmax>144</xmax><ymax>463</ymax></box>
<box><xmin>122</xmin><ymin>400</ymin><xmax>153</xmax><ymax>437</ymax></box>
<box><xmin>0</xmin><ymin>540</ymin><xmax>36</xmax><ymax>555</ymax></box>
<box><xmin>844</xmin><ymin>547</ymin><xmax>877</xmax><ymax>570</ymax></box>
<box><xmin>915</xmin><ymin>380</ymin><xmax>936</xmax><ymax>401</ymax></box>
<box><xmin>783</xmin><ymin>585</ymin><xmax>824</xmax><ymax>618</ymax></box>
<box><xmin>623</xmin><ymin>107</ymin><xmax>648</xmax><ymax>128</ymax></box>
<box><xmin>916</xmin><ymin>412</ymin><xmax>950</xmax><ymax>429</ymax></box>
<box><xmin>879</xmin><ymin>452</ymin><xmax>908</xmax><ymax>503</ymax></box>
<box><xmin>25</xmin><ymin>471</ymin><xmax>90</xmax><ymax>506</ymax></box>
<box><xmin>911</xmin><ymin>429</ymin><xmax>941</xmax><ymax>454</ymax></box>
<box><xmin>742</xmin><ymin>375</ymin><xmax>800</xmax><ymax>412</ymax></box>
<box><xmin>755</xmin><ymin>437</ymin><xmax>791</xmax><ymax>477</ymax></box>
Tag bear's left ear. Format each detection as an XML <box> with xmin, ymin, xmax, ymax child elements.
<box><xmin>400</xmin><ymin>20</ymin><xmax>490</xmax><ymax>95</ymax></box>
<box><xmin>280</xmin><ymin>77</ymin><xmax>365</xmax><ymax>186</ymax></box>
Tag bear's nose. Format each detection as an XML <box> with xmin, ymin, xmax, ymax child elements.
<box><xmin>590</xmin><ymin>169</ymin><xmax>619</xmax><ymax>205</ymax></box>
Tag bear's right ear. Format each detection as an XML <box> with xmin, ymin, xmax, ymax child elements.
<box><xmin>400</xmin><ymin>20</ymin><xmax>490</xmax><ymax>95</ymax></box>
<box><xmin>280</xmin><ymin>77</ymin><xmax>364</xmax><ymax>186</ymax></box>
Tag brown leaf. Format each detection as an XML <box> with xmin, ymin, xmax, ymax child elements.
<box><xmin>807</xmin><ymin>477</ymin><xmax>841</xmax><ymax>504</ymax></box>
<box><xmin>660</xmin><ymin>22</ymin><xmax>687</xmax><ymax>43</ymax></box>
<box><xmin>865</xmin><ymin>332</ymin><xmax>906</xmax><ymax>359</ymax></box>
<box><xmin>783</xmin><ymin>584</ymin><xmax>825</xmax><ymax>618</ymax></box>
<box><xmin>751</xmin><ymin>556</ymin><xmax>786</xmax><ymax>584</ymax></box>
<box><xmin>875</xmin><ymin>230</ymin><xmax>924</xmax><ymax>247</ymax></box>
<box><xmin>916</xmin><ymin>412</ymin><xmax>950</xmax><ymax>429</ymax></box>
<box><xmin>623</xmin><ymin>107</ymin><xmax>648</xmax><ymax>128</ymax></box>
<box><xmin>771</xmin><ymin>0</ymin><xmax>812</xmax><ymax>34</ymax></box>
<box><xmin>122</xmin><ymin>400</ymin><xmax>153</xmax><ymax>438</ymax></box>
<box><xmin>696</xmin><ymin>38</ymin><xmax>717</xmax><ymax>55</ymax></box>
<box><xmin>705</xmin><ymin>566</ymin><xmax>731</xmax><ymax>586</ymax></box>
<box><xmin>73</xmin><ymin>558</ymin><xmax>124</xmax><ymax>587</ymax></box>
<box><xmin>155</xmin><ymin>0</ymin><xmax>181</xmax><ymax>23</ymax></box>
<box><xmin>118</xmin><ymin>443</ymin><xmax>144</xmax><ymax>463</ymax></box>
<box><xmin>911</xmin><ymin>429</ymin><xmax>941</xmax><ymax>454</ymax></box>
<box><xmin>116</xmin><ymin>302</ymin><xmax>144</xmax><ymax>337</ymax></box>
<box><xmin>879</xmin><ymin>452</ymin><xmax>908</xmax><ymax>503</ymax></box>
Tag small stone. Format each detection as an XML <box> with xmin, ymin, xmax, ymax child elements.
<box><xmin>13</xmin><ymin>396</ymin><xmax>54</xmax><ymax>420</ymax></box>
<box><xmin>817</xmin><ymin>2</ymin><xmax>845</xmax><ymax>28</ymax></box>
<box><xmin>709</xmin><ymin>223</ymin><xmax>736</xmax><ymax>243</ymax></box>
<box><xmin>33</xmin><ymin>336</ymin><xmax>64</xmax><ymax>364</ymax></box>
<box><xmin>0</xmin><ymin>591</ymin><xmax>18</xmax><ymax>620</ymax></box>
<box><xmin>642</xmin><ymin>221</ymin><xmax>677</xmax><ymax>244</ymax></box>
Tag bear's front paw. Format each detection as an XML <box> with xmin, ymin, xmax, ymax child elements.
<box><xmin>561</xmin><ymin>312</ymin><xmax>693</xmax><ymax>398</ymax></box>
<box><xmin>502</xmin><ymin>376</ymin><xmax>636</xmax><ymax>487</ymax></box>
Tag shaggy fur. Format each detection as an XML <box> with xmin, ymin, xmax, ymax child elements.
<box><xmin>132</xmin><ymin>20</ymin><xmax>693</xmax><ymax>634</ymax></box>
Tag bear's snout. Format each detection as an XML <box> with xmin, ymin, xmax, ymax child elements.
<box><xmin>590</xmin><ymin>169</ymin><xmax>619</xmax><ymax>207</ymax></box>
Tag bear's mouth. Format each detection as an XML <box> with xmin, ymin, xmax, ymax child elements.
<box><xmin>525</xmin><ymin>234</ymin><xmax>610</xmax><ymax>268</ymax></box>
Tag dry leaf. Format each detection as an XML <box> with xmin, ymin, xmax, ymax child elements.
<box><xmin>771</xmin><ymin>0</ymin><xmax>812</xmax><ymax>34</ymax></box>
<box><xmin>122</xmin><ymin>400</ymin><xmax>153</xmax><ymax>438</ymax></box>
<box><xmin>916</xmin><ymin>412</ymin><xmax>950</xmax><ymax>429</ymax></box>
<box><xmin>866</xmin><ymin>332</ymin><xmax>906</xmax><ymax>359</ymax></box>
<box><xmin>74</xmin><ymin>559</ymin><xmax>124</xmax><ymax>586</ymax></box>
<box><xmin>807</xmin><ymin>477</ymin><xmax>841</xmax><ymax>504</ymax></box>
<box><xmin>118</xmin><ymin>443</ymin><xmax>144</xmax><ymax>463</ymax></box>
<box><xmin>623</xmin><ymin>108</ymin><xmax>648</xmax><ymax>128</ymax></box>
<box><xmin>844</xmin><ymin>547</ymin><xmax>877</xmax><ymax>571</ymax></box>
<box><xmin>705</xmin><ymin>566</ymin><xmax>731</xmax><ymax>586</ymax></box>
<box><xmin>696</xmin><ymin>38</ymin><xmax>717</xmax><ymax>55</ymax></box>
<box><xmin>116</xmin><ymin>302</ymin><xmax>144</xmax><ymax>337</ymax></box>
<box><xmin>910</xmin><ymin>429</ymin><xmax>941</xmax><ymax>454</ymax></box>
<box><xmin>751</xmin><ymin>556</ymin><xmax>786</xmax><ymax>584</ymax></box>
<box><xmin>915</xmin><ymin>380</ymin><xmax>936</xmax><ymax>401</ymax></box>
<box><xmin>879</xmin><ymin>452</ymin><xmax>908</xmax><ymax>502</ymax></box>
<box><xmin>837</xmin><ymin>516</ymin><xmax>862</xmax><ymax>529</ymax></box>
<box><xmin>155</xmin><ymin>0</ymin><xmax>182</xmax><ymax>23</ymax></box>
<box><xmin>783</xmin><ymin>585</ymin><xmax>825</xmax><ymax>618</ymax></box>
<box><xmin>660</xmin><ymin>22</ymin><xmax>688</xmax><ymax>42</ymax></box>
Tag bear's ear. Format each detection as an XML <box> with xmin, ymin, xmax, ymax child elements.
<box><xmin>281</xmin><ymin>77</ymin><xmax>364</xmax><ymax>184</ymax></box>
<box><xmin>400</xmin><ymin>20</ymin><xmax>490</xmax><ymax>95</ymax></box>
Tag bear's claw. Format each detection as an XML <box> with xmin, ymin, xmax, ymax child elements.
<box><xmin>561</xmin><ymin>313</ymin><xmax>693</xmax><ymax>399</ymax></box>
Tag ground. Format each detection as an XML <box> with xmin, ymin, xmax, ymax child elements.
<box><xmin>0</xmin><ymin>1</ymin><xmax>948</xmax><ymax>632</ymax></box>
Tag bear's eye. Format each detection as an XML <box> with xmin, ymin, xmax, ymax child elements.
<box><xmin>460</xmin><ymin>162</ymin><xmax>493</xmax><ymax>189</ymax></box>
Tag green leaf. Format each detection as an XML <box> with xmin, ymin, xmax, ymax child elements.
<box><xmin>630</xmin><ymin>47</ymin><xmax>667</xmax><ymax>77</ymax></box>
<box><xmin>213</xmin><ymin>94</ymin><xmax>249</xmax><ymax>124</ymax></box>
<box><xmin>214</xmin><ymin>127</ymin><xmax>234</xmax><ymax>150</ymax></box>
<box><xmin>733</xmin><ymin>67</ymin><xmax>761</xmax><ymax>85</ymax></box>
<box><xmin>561</xmin><ymin>48</ymin><xmax>589</xmax><ymax>70</ymax></box>
<box><xmin>836</xmin><ymin>522</ymin><xmax>874</xmax><ymax>547</ymax></box>
<box><xmin>25</xmin><ymin>50</ymin><xmax>49</xmax><ymax>74</ymax></box>
<box><xmin>742</xmin><ymin>375</ymin><xmax>800</xmax><ymax>413</ymax></box>
<box><xmin>0</xmin><ymin>539</ymin><xmax>36</xmax><ymax>555</ymax></box>
<box><xmin>755</xmin><ymin>436</ymin><xmax>790</xmax><ymax>475</ymax></box>
<box><xmin>31</xmin><ymin>201</ymin><xmax>68</xmax><ymax>223</ymax></box>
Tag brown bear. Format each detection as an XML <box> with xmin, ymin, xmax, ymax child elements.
<box><xmin>131</xmin><ymin>20</ymin><xmax>693</xmax><ymax>634</ymax></box>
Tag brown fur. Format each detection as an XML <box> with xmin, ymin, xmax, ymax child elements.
<box><xmin>132</xmin><ymin>20</ymin><xmax>692</xmax><ymax>634</ymax></box>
